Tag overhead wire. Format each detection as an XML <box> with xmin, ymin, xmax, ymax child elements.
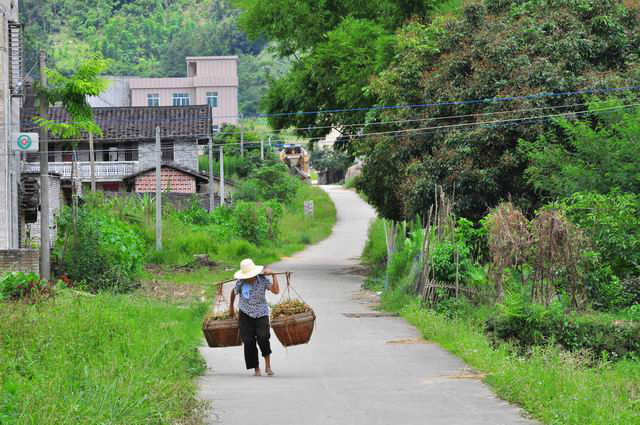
<box><xmin>8</xmin><ymin>100</ymin><xmax>639</xmax><ymax>157</ymax></box>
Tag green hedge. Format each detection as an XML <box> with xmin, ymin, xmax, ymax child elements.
<box><xmin>486</xmin><ymin>309</ymin><xmax>640</xmax><ymax>360</ymax></box>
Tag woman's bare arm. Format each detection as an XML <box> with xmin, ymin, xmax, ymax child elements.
<box><xmin>229</xmin><ymin>288</ymin><xmax>236</xmax><ymax>316</ymax></box>
<box><xmin>263</xmin><ymin>268</ymin><xmax>280</xmax><ymax>294</ymax></box>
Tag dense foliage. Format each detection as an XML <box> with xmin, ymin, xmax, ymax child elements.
<box><xmin>236</xmin><ymin>0</ymin><xmax>439</xmax><ymax>136</ymax></box>
<box><xmin>21</xmin><ymin>0</ymin><xmax>289</xmax><ymax>114</ymax></box>
<box><xmin>356</xmin><ymin>0</ymin><xmax>640</xmax><ymax>221</ymax></box>
<box><xmin>54</xmin><ymin>195</ymin><xmax>146</xmax><ymax>293</ymax></box>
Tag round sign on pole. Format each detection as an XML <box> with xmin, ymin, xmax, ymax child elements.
<box><xmin>12</xmin><ymin>133</ymin><xmax>39</xmax><ymax>152</ymax></box>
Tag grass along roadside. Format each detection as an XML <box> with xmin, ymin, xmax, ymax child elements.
<box><xmin>364</xmin><ymin>218</ymin><xmax>640</xmax><ymax>425</ymax></box>
<box><xmin>0</xmin><ymin>292</ymin><xmax>208</xmax><ymax>425</ymax></box>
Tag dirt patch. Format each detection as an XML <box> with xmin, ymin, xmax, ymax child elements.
<box><xmin>331</xmin><ymin>265</ymin><xmax>369</xmax><ymax>276</ymax></box>
<box><xmin>352</xmin><ymin>290</ymin><xmax>381</xmax><ymax>307</ymax></box>
<box><xmin>140</xmin><ymin>279</ymin><xmax>207</xmax><ymax>303</ymax></box>
<box><xmin>386</xmin><ymin>338</ymin><xmax>432</xmax><ymax>345</ymax></box>
<box><xmin>443</xmin><ymin>370</ymin><xmax>487</xmax><ymax>380</ymax></box>
<box><xmin>343</xmin><ymin>312</ymin><xmax>399</xmax><ymax>318</ymax></box>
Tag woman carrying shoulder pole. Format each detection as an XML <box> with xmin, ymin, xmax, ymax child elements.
<box><xmin>229</xmin><ymin>258</ymin><xmax>280</xmax><ymax>376</ymax></box>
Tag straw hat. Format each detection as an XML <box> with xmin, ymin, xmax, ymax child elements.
<box><xmin>234</xmin><ymin>259</ymin><xmax>264</xmax><ymax>280</ymax></box>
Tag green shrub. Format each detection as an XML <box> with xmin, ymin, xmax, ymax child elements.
<box><xmin>231</xmin><ymin>200</ymin><xmax>283</xmax><ymax>245</ymax></box>
<box><xmin>54</xmin><ymin>204</ymin><xmax>144</xmax><ymax>293</ymax></box>
<box><xmin>557</xmin><ymin>192</ymin><xmax>640</xmax><ymax>280</ymax></box>
<box><xmin>0</xmin><ymin>272</ymin><xmax>56</xmax><ymax>301</ymax></box>
<box><xmin>486</xmin><ymin>294</ymin><xmax>640</xmax><ymax>359</ymax></box>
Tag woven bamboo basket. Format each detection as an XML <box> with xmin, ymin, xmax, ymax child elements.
<box><xmin>271</xmin><ymin>309</ymin><xmax>316</xmax><ymax>347</ymax></box>
<box><xmin>202</xmin><ymin>317</ymin><xmax>242</xmax><ymax>348</ymax></box>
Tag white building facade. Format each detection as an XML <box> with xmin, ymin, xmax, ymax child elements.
<box><xmin>0</xmin><ymin>0</ymin><xmax>21</xmax><ymax>249</ymax></box>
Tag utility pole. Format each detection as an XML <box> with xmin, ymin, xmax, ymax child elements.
<box><xmin>219</xmin><ymin>146</ymin><xmax>225</xmax><ymax>206</ymax></box>
<box><xmin>155</xmin><ymin>126</ymin><xmax>162</xmax><ymax>251</ymax></box>
<box><xmin>239</xmin><ymin>114</ymin><xmax>244</xmax><ymax>157</ymax></box>
<box><xmin>89</xmin><ymin>132</ymin><xmax>96</xmax><ymax>192</ymax></box>
<box><xmin>208</xmin><ymin>136</ymin><xmax>214</xmax><ymax>211</ymax></box>
<box><xmin>260</xmin><ymin>138</ymin><xmax>264</xmax><ymax>161</ymax></box>
<box><xmin>38</xmin><ymin>50</ymin><xmax>50</xmax><ymax>280</ymax></box>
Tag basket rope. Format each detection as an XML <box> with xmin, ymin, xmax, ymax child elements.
<box><xmin>273</xmin><ymin>272</ymin><xmax>315</xmax><ymax>345</ymax></box>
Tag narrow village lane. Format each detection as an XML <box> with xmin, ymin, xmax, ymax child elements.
<box><xmin>198</xmin><ymin>185</ymin><xmax>534</xmax><ymax>424</ymax></box>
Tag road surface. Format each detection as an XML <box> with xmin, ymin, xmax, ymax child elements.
<box><xmin>198</xmin><ymin>185</ymin><xmax>534</xmax><ymax>424</ymax></box>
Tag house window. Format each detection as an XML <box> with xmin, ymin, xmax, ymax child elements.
<box><xmin>172</xmin><ymin>93</ymin><xmax>190</xmax><ymax>106</ymax></box>
<box><xmin>125</xmin><ymin>142</ymin><xmax>139</xmax><ymax>161</ymax></box>
<box><xmin>161</xmin><ymin>141</ymin><xmax>174</xmax><ymax>162</ymax></box>
<box><xmin>206</xmin><ymin>92</ymin><xmax>218</xmax><ymax>108</ymax></box>
<box><xmin>212</xmin><ymin>125</ymin><xmax>220</xmax><ymax>133</ymax></box>
<box><xmin>147</xmin><ymin>94</ymin><xmax>160</xmax><ymax>107</ymax></box>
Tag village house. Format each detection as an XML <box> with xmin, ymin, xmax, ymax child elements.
<box><xmin>20</xmin><ymin>105</ymin><xmax>215</xmax><ymax>196</ymax></box>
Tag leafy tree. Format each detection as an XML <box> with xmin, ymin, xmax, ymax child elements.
<box><xmin>357</xmin><ymin>0</ymin><xmax>640</xmax><ymax>221</ymax></box>
<box><xmin>235</xmin><ymin>0</ymin><xmax>436</xmax><ymax>136</ymax></box>
<box><xmin>521</xmin><ymin>100</ymin><xmax>640</xmax><ymax>198</ymax></box>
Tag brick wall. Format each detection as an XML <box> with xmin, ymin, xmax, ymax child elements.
<box><xmin>135</xmin><ymin>168</ymin><xmax>196</xmax><ymax>193</ymax></box>
<box><xmin>0</xmin><ymin>249</ymin><xmax>40</xmax><ymax>274</ymax></box>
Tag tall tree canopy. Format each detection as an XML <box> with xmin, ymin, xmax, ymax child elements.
<box><xmin>356</xmin><ymin>0</ymin><xmax>640</xmax><ymax>221</ymax></box>
<box><xmin>235</xmin><ymin>0</ymin><xmax>438</xmax><ymax>136</ymax></box>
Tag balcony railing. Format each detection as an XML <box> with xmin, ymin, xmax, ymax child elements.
<box><xmin>22</xmin><ymin>161</ymin><xmax>137</xmax><ymax>180</ymax></box>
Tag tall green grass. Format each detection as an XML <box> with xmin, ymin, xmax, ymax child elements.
<box><xmin>146</xmin><ymin>184</ymin><xmax>336</xmax><ymax>287</ymax></box>
<box><xmin>0</xmin><ymin>292</ymin><xmax>208</xmax><ymax>424</ymax></box>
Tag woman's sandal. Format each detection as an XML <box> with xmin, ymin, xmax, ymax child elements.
<box><xmin>265</xmin><ymin>368</ymin><xmax>274</xmax><ymax>376</ymax></box>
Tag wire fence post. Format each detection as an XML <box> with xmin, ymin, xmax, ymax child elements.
<box><xmin>89</xmin><ymin>132</ymin><xmax>96</xmax><ymax>192</ymax></box>
<box><xmin>260</xmin><ymin>138</ymin><xmax>264</xmax><ymax>160</ymax></box>
<box><xmin>240</xmin><ymin>114</ymin><xmax>244</xmax><ymax>157</ymax></box>
<box><xmin>38</xmin><ymin>49</ymin><xmax>50</xmax><ymax>280</ymax></box>
<box><xmin>208</xmin><ymin>136</ymin><xmax>214</xmax><ymax>211</ymax></box>
<box><xmin>155</xmin><ymin>126</ymin><xmax>162</xmax><ymax>251</ymax></box>
<box><xmin>219</xmin><ymin>146</ymin><xmax>225</xmax><ymax>206</ymax></box>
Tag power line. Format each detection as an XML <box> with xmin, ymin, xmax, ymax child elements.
<box><xmin>15</xmin><ymin>84</ymin><xmax>640</xmax><ymax>131</ymax></box>
<box><xmin>8</xmin><ymin>101</ymin><xmax>638</xmax><ymax>157</ymax></box>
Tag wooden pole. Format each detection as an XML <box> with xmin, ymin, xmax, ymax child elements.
<box><xmin>208</xmin><ymin>136</ymin><xmax>214</xmax><ymax>211</ymax></box>
<box><xmin>155</xmin><ymin>126</ymin><xmax>162</xmax><ymax>251</ymax></box>
<box><xmin>219</xmin><ymin>146</ymin><xmax>225</xmax><ymax>206</ymax></box>
<box><xmin>89</xmin><ymin>132</ymin><xmax>96</xmax><ymax>192</ymax></box>
<box><xmin>260</xmin><ymin>138</ymin><xmax>264</xmax><ymax>160</ymax></box>
<box><xmin>38</xmin><ymin>50</ymin><xmax>50</xmax><ymax>279</ymax></box>
<box><xmin>240</xmin><ymin>114</ymin><xmax>244</xmax><ymax>157</ymax></box>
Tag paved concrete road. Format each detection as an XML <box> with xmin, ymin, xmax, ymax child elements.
<box><xmin>198</xmin><ymin>186</ymin><xmax>534</xmax><ymax>424</ymax></box>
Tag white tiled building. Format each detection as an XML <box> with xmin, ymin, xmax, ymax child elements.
<box><xmin>0</xmin><ymin>0</ymin><xmax>21</xmax><ymax>249</ymax></box>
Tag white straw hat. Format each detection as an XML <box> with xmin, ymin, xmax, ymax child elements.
<box><xmin>234</xmin><ymin>259</ymin><xmax>264</xmax><ymax>280</ymax></box>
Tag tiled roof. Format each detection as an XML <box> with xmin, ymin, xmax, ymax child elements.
<box><xmin>21</xmin><ymin>105</ymin><xmax>212</xmax><ymax>143</ymax></box>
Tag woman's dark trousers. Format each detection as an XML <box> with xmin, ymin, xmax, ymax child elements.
<box><xmin>238</xmin><ymin>310</ymin><xmax>272</xmax><ymax>369</ymax></box>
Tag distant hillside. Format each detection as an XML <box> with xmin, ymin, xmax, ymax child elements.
<box><xmin>20</xmin><ymin>0</ymin><xmax>289</xmax><ymax>115</ymax></box>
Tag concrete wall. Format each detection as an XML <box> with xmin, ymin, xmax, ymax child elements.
<box><xmin>0</xmin><ymin>0</ymin><xmax>21</xmax><ymax>249</ymax></box>
<box><xmin>138</xmin><ymin>140</ymin><xmax>199</xmax><ymax>171</ymax></box>
<box><xmin>87</xmin><ymin>76</ymin><xmax>132</xmax><ymax>107</ymax></box>
<box><xmin>0</xmin><ymin>249</ymin><xmax>40</xmax><ymax>274</ymax></box>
